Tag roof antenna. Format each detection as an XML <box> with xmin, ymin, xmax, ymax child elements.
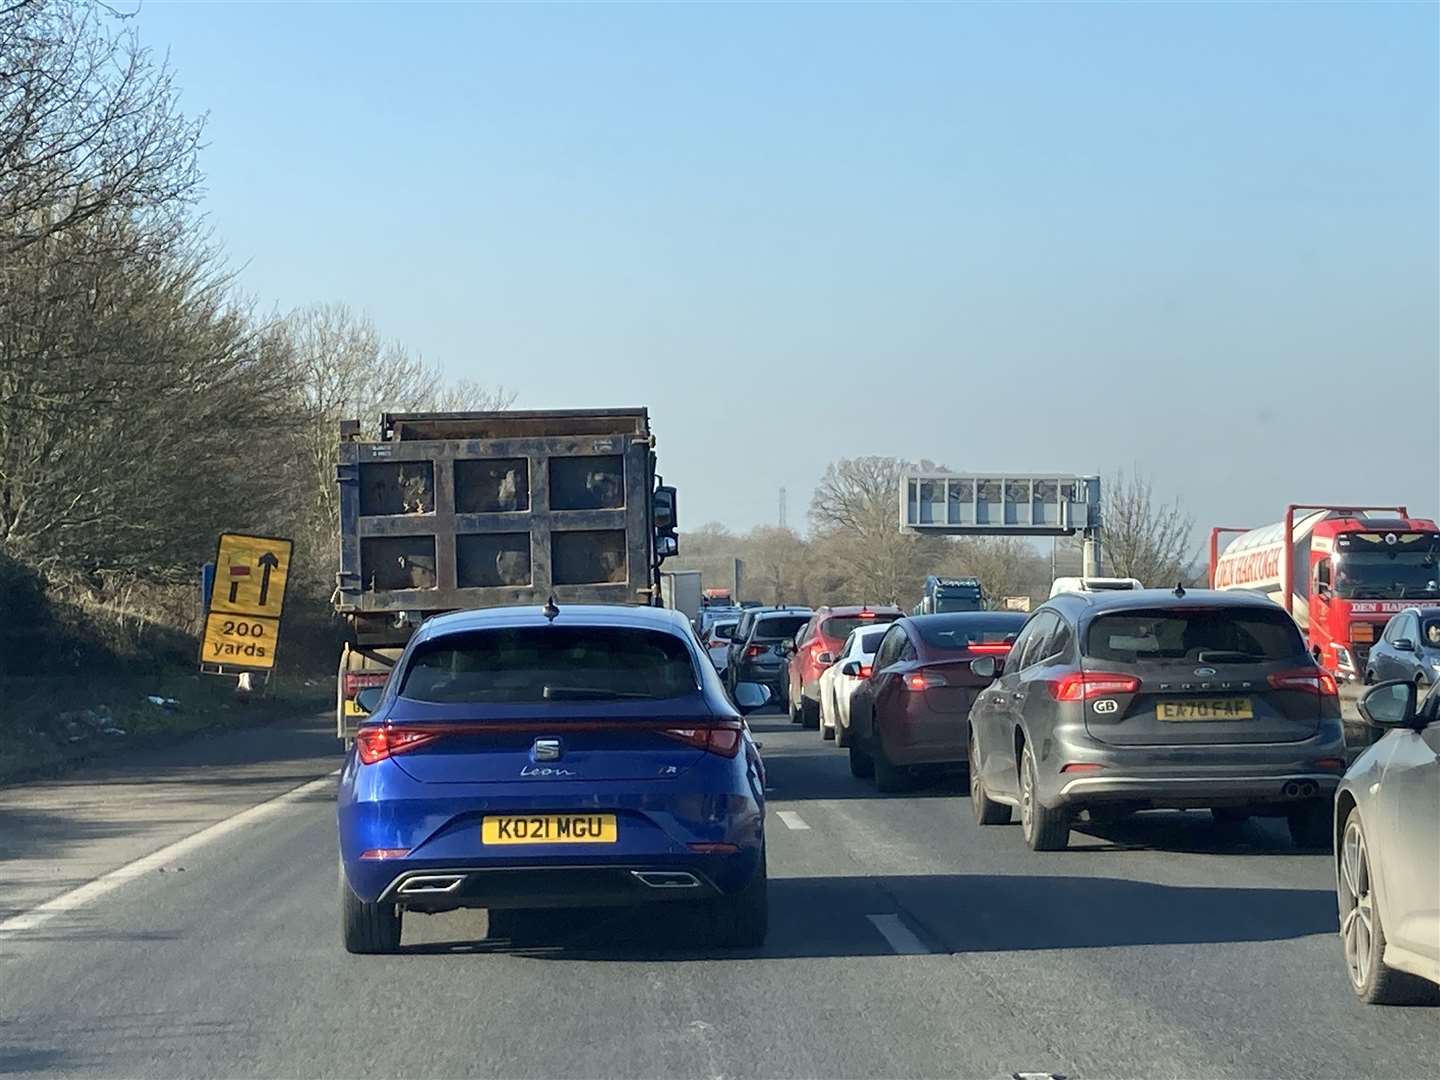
<box><xmin>543</xmin><ymin>594</ymin><xmax>560</xmax><ymax>622</ymax></box>
<box><xmin>1174</xmin><ymin>581</ymin><xmax>1186</xmax><ymax>598</ymax></box>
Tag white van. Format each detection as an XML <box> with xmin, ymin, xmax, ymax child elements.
<box><xmin>1048</xmin><ymin>576</ymin><xmax>1144</xmax><ymax>598</ymax></box>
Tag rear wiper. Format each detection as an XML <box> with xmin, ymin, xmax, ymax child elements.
<box><xmin>543</xmin><ymin>686</ymin><xmax>652</xmax><ymax>701</ymax></box>
<box><xmin>1196</xmin><ymin>650</ymin><xmax>1267</xmax><ymax>664</ymax></box>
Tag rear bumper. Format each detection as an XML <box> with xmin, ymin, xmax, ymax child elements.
<box><xmin>375</xmin><ymin>862</ymin><xmax>732</xmax><ymax>911</ymax></box>
<box><xmin>879</xmin><ymin>704</ymin><xmax>969</xmax><ymax>767</ymax></box>
<box><xmin>1040</xmin><ymin>723</ymin><xmax>1348</xmax><ymax>809</ymax></box>
<box><xmin>1057</xmin><ymin>771</ymin><xmax>1341</xmax><ymax>807</ymax></box>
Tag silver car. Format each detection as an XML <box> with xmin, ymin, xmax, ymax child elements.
<box><xmin>1335</xmin><ymin>680</ymin><xmax>1440</xmax><ymax>1003</ymax></box>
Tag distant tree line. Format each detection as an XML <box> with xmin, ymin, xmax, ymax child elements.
<box><xmin>671</xmin><ymin>460</ymin><xmax>1197</xmax><ymax>610</ymax></box>
<box><xmin>0</xmin><ymin>1</ymin><xmax>508</xmax><ymax>665</ymax></box>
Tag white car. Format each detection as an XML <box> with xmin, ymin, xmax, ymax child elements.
<box><xmin>817</xmin><ymin>626</ymin><xmax>890</xmax><ymax>745</ymax></box>
<box><xmin>703</xmin><ymin>618</ymin><xmax>739</xmax><ymax>673</ymax></box>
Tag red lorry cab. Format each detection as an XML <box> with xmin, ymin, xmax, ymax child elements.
<box><xmin>1210</xmin><ymin>504</ymin><xmax>1440</xmax><ymax>682</ymax></box>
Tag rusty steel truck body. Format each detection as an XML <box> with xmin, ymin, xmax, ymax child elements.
<box><xmin>334</xmin><ymin>409</ymin><xmax>677</xmax><ymax>737</ymax></box>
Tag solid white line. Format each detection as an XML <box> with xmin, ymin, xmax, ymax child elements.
<box><xmin>867</xmin><ymin>913</ymin><xmax>931</xmax><ymax>955</ymax></box>
<box><xmin>0</xmin><ymin>771</ymin><xmax>337</xmax><ymax>939</ymax></box>
<box><xmin>776</xmin><ymin>810</ymin><xmax>810</xmax><ymax>831</ymax></box>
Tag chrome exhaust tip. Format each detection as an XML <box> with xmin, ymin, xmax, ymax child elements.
<box><xmin>1282</xmin><ymin>782</ymin><xmax>1300</xmax><ymax>798</ymax></box>
<box><xmin>631</xmin><ymin>871</ymin><xmax>700</xmax><ymax>889</ymax></box>
<box><xmin>397</xmin><ymin>874</ymin><xmax>464</xmax><ymax>895</ymax></box>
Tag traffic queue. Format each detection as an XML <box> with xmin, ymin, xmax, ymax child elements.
<box><xmin>694</xmin><ymin>554</ymin><xmax>1439</xmax><ymax>1008</ymax></box>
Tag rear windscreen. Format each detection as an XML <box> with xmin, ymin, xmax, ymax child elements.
<box><xmin>754</xmin><ymin>615</ymin><xmax>810</xmax><ymax>640</ymax></box>
<box><xmin>915</xmin><ymin>614</ymin><xmax>1026</xmax><ymax>650</ymax></box>
<box><xmin>858</xmin><ymin>629</ymin><xmax>888</xmax><ymax>654</ymax></box>
<box><xmin>711</xmin><ymin>622</ymin><xmax>737</xmax><ymax>640</ymax></box>
<box><xmin>1423</xmin><ymin>618</ymin><xmax>1440</xmax><ymax>647</ymax></box>
<box><xmin>1084</xmin><ymin>608</ymin><xmax>1305</xmax><ymax>664</ymax></box>
<box><xmin>399</xmin><ymin>627</ymin><xmax>698</xmax><ymax>703</ymax></box>
<box><xmin>823</xmin><ymin>614</ymin><xmax>898</xmax><ymax>641</ymax></box>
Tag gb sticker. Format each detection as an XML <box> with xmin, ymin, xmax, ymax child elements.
<box><xmin>1092</xmin><ymin>699</ymin><xmax>1119</xmax><ymax>714</ymax></box>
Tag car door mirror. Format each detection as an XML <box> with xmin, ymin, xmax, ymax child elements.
<box><xmin>969</xmin><ymin>655</ymin><xmax>997</xmax><ymax>679</ymax></box>
<box><xmin>817</xmin><ymin>651</ymin><xmax>835</xmax><ymax>665</ymax></box>
<box><xmin>733</xmin><ymin>682</ymin><xmax>771</xmax><ymax>714</ymax></box>
<box><xmin>1358</xmin><ymin>680</ymin><xmax>1419</xmax><ymax>729</ymax></box>
<box><xmin>1393</xmin><ymin>638</ymin><xmax>1415</xmax><ymax>653</ymax></box>
<box><xmin>353</xmin><ymin>687</ymin><xmax>384</xmax><ymax>714</ymax></box>
<box><xmin>840</xmin><ymin>660</ymin><xmax>862</xmax><ymax>677</ymax></box>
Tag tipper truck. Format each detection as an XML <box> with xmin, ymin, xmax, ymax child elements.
<box><xmin>334</xmin><ymin>409</ymin><xmax>677</xmax><ymax>737</ymax></box>
<box><xmin>1210</xmin><ymin>504</ymin><xmax>1440</xmax><ymax>683</ymax></box>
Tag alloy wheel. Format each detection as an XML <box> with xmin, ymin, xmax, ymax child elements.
<box><xmin>1339</xmin><ymin>818</ymin><xmax>1374</xmax><ymax>992</ymax></box>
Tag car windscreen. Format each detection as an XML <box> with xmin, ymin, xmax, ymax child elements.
<box><xmin>753</xmin><ymin>615</ymin><xmax>810</xmax><ymax>640</ymax></box>
<box><xmin>399</xmin><ymin>626</ymin><xmax>698</xmax><ymax>703</ymax></box>
<box><xmin>824</xmin><ymin>614</ymin><xmax>898</xmax><ymax>641</ymax></box>
<box><xmin>915</xmin><ymin>614</ymin><xmax>1026</xmax><ymax>650</ymax></box>
<box><xmin>1084</xmin><ymin>607</ymin><xmax>1306</xmax><ymax>665</ymax></box>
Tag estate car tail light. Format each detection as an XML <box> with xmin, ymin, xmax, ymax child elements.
<box><xmin>1268</xmin><ymin>669</ymin><xmax>1339</xmax><ymax>697</ymax></box>
<box><xmin>354</xmin><ymin>725</ymin><xmax>441</xmax><ymax>765</ymax></box>
<box><xmin>1047</xmin><ymin>672</ymin><xmax>1141</xmax><ymax>701</ymax></box>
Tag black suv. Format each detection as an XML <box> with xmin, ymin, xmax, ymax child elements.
<box><xmin>726</xmin><ymin>606</ymin><xmax>813</xmax><ymax>704</ymax></box>
<box><xmin>966</xmin><ymin>588</ymin><xmax>1346</xmax><ymax>852</ymax></box>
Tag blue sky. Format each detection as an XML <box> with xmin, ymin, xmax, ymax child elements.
<box><xmin>139</xmin><ymin>2</ymin><xmax>1438</xmax><ymax>538</ymax></box>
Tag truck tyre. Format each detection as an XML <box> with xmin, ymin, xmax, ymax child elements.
<box><xmin>1287</xmin><ymin>799</ymin><xmax>1332</xmax><ymax>850</ymax></box>
<box><xmin>1019</xmin><ymin>744</ymin><xmax>1071</xmax><ymax>851</ymax></box>
<box><xmin>340</xmin><ymin>861</ymin><xmax>402</xmax><ymax>954</ymax></box>
<box><xmin>848</xmin><ymin>740</ymin><xmax>874</xmax><ymax>779</ymax></box>
<box><xmin>970</xmin><ymin>732</ymin><xmax>1010</xmax><ymax>825</ymax></box>
<box><xmin>710</xmin><ymin>848</ymin><xmax>767</xmax><ymax>948</ymax></box>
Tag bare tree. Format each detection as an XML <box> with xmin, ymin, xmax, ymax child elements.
<box><xmin>943</xmin><ymin>536</ymin><xmax>1049</xmax><ymax>605</ymax></box>
<box><xmin>745</xmin><ymin>526</ymin><xmax>808</xmax><ymax>606</ymax></box>
<box><xmin>1100</xmin><ymin>469</ymin><xmax>1196</xmax><ymax>585</ymax></box>
<box><xmin>809</xmin><ymin>456</ymin><xmax>946</xmax><ymax>604</ymax></box>
<box><xmin>0</xmin><ymin>0</ymin><xmax>204</xmax><ymax>254</ymax></box>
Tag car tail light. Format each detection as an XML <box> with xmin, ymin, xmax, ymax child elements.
<box><xmin>1312</xmin><ymin>757</ymin><xmax>1346</xmax><ymax>771</ymax></box>
<box><xmin>1060</xmin><ymin>762</ymin><xmax>1104</xmax><ymax>773</ymax></box>
<box><xmin>745</xmin><ymin>644</ymin><xmax>766</xmax><ymax>659</ymax></box>
<box><xmin>968</xmin><ymin>642</ymin><xmax>1012</xmax><ymax>655</ymax></box>
<box><xmin>343</xmin><ymin>671</ymin><xmax>388</xmax><ymax>698</ymax></box>
<box><xmin>1047</xmin><ymin>672</ymin><xmax>1140</xmax><ymax>701</ymax></box>
<box><xmin>662</xmin><ymin>724</ymin><xmax>744</xmax><ymax>758</ymax></box>
<box><xmin>354</xmin><ymin>725</ymin><xmax>441</xmax><ymax>764</ymax></box>
<box><xmin>904</xmin><ymin>670</ymin><xmax>947</xmax><ymax>691</ymax></box>
<box><xmin>1268</xmin><ymin>669</ymin><xmax>1339</xmax><ymax>696</ymax></box>
<box><xmin>856</xmin><ymin>664</ymin><xmax>873</xmax><ymax>679</ymax></box>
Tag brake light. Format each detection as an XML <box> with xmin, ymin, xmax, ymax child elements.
<box><xmin>856</xmin><ymin>664</ymin><xmax>873</xmax><ymax>679</ymax></box>
<box><xmin>745</xmin><ymin>644</ymin><xmax>766</xmax><ymax>659</ymax></box>
<box><xmin>904</xmin><ymin>670</ymin><xmax>948</xmax><ymax>691</ymax></box>
<box><xmin>968</xmin><ymin>642</ymin><xmax>1011</xmax><ymax>655</ymax></box>
<box><xmin>662</xmin><ymin>725</ymin><xmax>744</xmax><ymax>757</ymax></box>
<box><xmin>1312</xmin><ymin>757</ymin><xmax>1346</xmax><ymax>771</ymax></box>
<box><xmin>1268</xmin><ymin>669</ymin><xmax>1339</xmax><ymax>696</ymax></box>
<box><xmin>858</xmin><ymin>611</ymin><xmax>876</xmax><ymax>619</ymax></box>
<box><xmin>1047</xmin><ymin>672</ymin><xmax>1140</xmax><ymax>701</ymax></box>
<box><xmin>354</xmin><ymin>725</ymin><xmax>441</xmax><ymax>764</ymax></box>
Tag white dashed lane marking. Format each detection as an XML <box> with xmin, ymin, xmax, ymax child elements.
<box><xmin>866</xmin><ymin>913</ymin><xmax>931</xmax><ymax>955</ymax></box>
<box><xmin>776</xmin><ymin>810</ymin><xmax>810</xmax><ymax>830</ymax></box>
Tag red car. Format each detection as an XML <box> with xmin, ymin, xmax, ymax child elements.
<box><xmin>786</xmin><ymin>605</ymin><xmax>903</xmax><ymax>728</ymax></box>
<box><xmin>846</xmin><ymin>612</ymin><xmax>1025</xmax><ymax>792</ymax></box>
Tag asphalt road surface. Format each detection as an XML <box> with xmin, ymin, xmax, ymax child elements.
<box><xmin>2</xmin><ymin>711</ymin><xmax>1435</xmax><ymax>1080</ymax></box>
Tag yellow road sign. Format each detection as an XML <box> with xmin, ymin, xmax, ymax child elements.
<box><xmin>209</xmin><ymin>533</ymin><xmax>293</xmax><ymax>618</ymax></box>
<box><xmin>200</xmin><ymin>612</ymin><xmax>280</xmax><ymax>671</ymax></box>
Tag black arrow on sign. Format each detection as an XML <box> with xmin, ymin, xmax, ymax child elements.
<box><xmin>257</xmin><ymin>551</ymin><xmax>280</xmax><ymax>607</ymax></box>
